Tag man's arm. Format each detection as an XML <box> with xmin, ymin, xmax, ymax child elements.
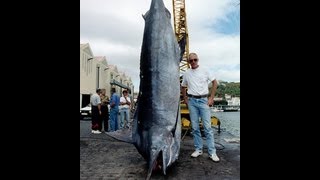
<box><xmin>110</xmin><ymin>95</ymin><xmax>115</xmax><ymax>107</ymax></box>
<box><xmin>124</xmin><ymin>97</ymin><xmax>131</xmax><ymax>105</ymax></box>
<box><xmin>181</xmin><ymin>86</ymin><xmax>188</xmax><ymax>104</ymax></box>
<box><xmin>98</xmin><ymin>103</ymin><xmax>101</xmax><ymax>114</ymax></box>
<box><xmin>208</xmin><ymin>79</ymin><xmax>217</xmax><ymax>106</ymax></box>
<box><xmin>97</xmin><ymin>96</ymin><xmax>102</xmax><ymax>114</ymax></box>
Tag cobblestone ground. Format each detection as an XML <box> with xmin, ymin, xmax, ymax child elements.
<box><xmin>80</xmin><ymin>120</ymin><xmax>240</xmax><ymax>180</ymax></box>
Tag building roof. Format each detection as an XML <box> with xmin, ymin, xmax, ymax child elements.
<box><xmin>80</xmin><ymin>43</ymin><xmax>94</xmax><ymax>57</ymax></box>
<box><xmin>95</xmin><ymin>56</ymin><xmax>108</xmax><ymax>66</ymax></box>
<box><xmin>95</xmin><ymin>56</ymin><xmax>105</xmax><ymax>61</ymax></box>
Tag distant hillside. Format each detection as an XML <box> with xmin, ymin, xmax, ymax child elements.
<box><xmin>216</xmin><ymin>81</ymin><xmax>240</xmax><ymax>98</ymax></box>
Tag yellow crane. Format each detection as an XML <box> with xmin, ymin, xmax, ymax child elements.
<box><xmin>172</xmin><ymin>0</ymin><xmax>189</xmax><ymax>73</ymax></box>
<box><xmin>172</xmin><ymin>0</ymin><xmax>220</xmax><ymax>135</ymax></box>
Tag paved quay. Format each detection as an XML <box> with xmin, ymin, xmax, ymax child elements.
<box><xmin>80</xmin><ymin>120</ymin><xmax>240</xmax><ymax>180</ymax></box>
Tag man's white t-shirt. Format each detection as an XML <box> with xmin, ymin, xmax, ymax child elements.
<box><xmin>120</xmin><ymin>96</ymin><xmax>131</xmax><ymax>109</ymax></box>
<box><xmin>181</xmin><ymin>66</ymin><xmax>215</xmax><ymax>96</ymax></box>
<box><xmin>90</xmin><ymin>93</ymin><xmax>101</xmax><ymax>106</ymax></box>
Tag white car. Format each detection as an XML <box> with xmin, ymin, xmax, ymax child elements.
<box><xmin>80</xmin><ymin>104</ymin><xmax>91</xmax><ymax>120</ymax></box>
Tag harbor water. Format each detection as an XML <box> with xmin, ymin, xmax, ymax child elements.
<box><xmin>211</xmin><ymin>110</ymin><xmax>240</xmax><ymax>138</ymax></box>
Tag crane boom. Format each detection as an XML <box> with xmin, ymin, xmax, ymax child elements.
<box><xmin>172</xmin><ymin>0</ymin><xmax>189</xmax><ymax>73</ymax></box>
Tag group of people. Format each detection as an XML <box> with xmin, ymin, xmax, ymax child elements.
<box><xmin>90</xmin><ymin>52</ymin><xmax>220</xmax><ymax>163</ymax></box>
<box><xmin>90</xmin><ymin>88</ymin><xmax>110</xmax><ymax>134</ymax></box>
<box><xmin>90</xmin><ymin>87</ymin><xmax>131</xmax><ymax>134</ymax></box>
<box><xmin>109</xmin><ymin>88</ymin><xmax>132</xmax><ymax>131</ymax></box>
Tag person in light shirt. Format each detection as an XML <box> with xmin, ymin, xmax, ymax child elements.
<box><xmin>181</xmin><ymin>52</ymin><xmax>220</xmax><ymax>162</ymax></box>
<box><xmin>90</xmin><ymin>88</ymin><xmax>102</xmax><ymax>134</ymax></box>
<box><xmin>119</xmin><ymin>89</ymin><xmax>131</xmax><ymax>129</ymax></box>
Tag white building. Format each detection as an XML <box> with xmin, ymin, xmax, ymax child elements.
<box><xmin>108</xmin><ymin>65</ymin><xmax>134</xmax><ymax>96</ymax></box>
<box><xmin>80</xmin><ymin>43</ymin><xmax>95</xmax><ymax>108</ymax></box>
<box><xmin>227</xmin><ymin>97</ymin><xmax>240</xmax><ymax>106</ymax></box>
<box><xmin>95</xmin><ymin>56</ymin><xmax>111</xmax><ymax>96</ymax></box>
<box><xmin>80</xmin><ymin>43</ymin><xmax>134</xmax><ymax>108</ymax></box>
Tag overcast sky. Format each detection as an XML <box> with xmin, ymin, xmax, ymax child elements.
<box><xmin>80</xmin><ymin>0</ymin><xmax>240</xmax><ymax>92</ymax></box>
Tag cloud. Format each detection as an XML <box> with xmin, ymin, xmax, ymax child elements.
<box><xmin>80</xmin><ymin>0</ymin><xmax>240</xmax><ymax>92</ymax></box>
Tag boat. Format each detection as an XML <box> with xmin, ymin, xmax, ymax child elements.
<box><xmin>223</xmin><ymin>106</ymin><xmax>240</xmax><ymax>112</ymax></box>
<box><xmin>211</xmin><ymin>107</ymin><xmax>224</xmax><ymax>112</ymax></box>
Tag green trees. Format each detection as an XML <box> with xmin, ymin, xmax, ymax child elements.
<box><xmin>216</xmin><ymin>81</ymin><xmax>240</xmax><ymax>98</ymax></box>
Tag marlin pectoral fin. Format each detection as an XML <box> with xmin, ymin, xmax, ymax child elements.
<box><xmin>142</xmin><ymin>10</ymin><xmax>150</xmax><ymax>20</ymax></box>
<box><xmin>171</xmin><ymin>105</ymin><xmax>181</xmax><ymax>137</ymax></box>
<box><xmin>105</xmin><ymin>128</ymin><xmax>133</xmax><ymax>143</ymax></box>
<box><xmin>165</xmin><ymin>8</ymin><xmax>171</xmax><ymax>19</ymax></box>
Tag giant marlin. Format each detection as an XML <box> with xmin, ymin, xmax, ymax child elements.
<box><xmin>106</xmin><ymin>0</ymin><xmax>185</xmax><ymax>179</ymax></box>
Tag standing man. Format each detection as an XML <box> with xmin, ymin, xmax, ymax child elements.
<box><xmin>99</xmin><ymin>89</ymin><xmax>110</xmax><ymax>132</ymax></box>
<box><xmin>119</xmin><ymin>89</ymin><xmax>131</xmax><ymax>128</ymax></box>
<box><xmin>181</xmin><ymin>52</ymin><xmax>220</xmax><ymax>162</ymax></box>
<box><xmin>90</xmin><ymin>88</ymin><xmax>102</xmax><ymax>134</ymax></box>
<box><xmin>109</xmin><ymin>87</ymin><xmax>120</xmax><ymax>132</ymax></box>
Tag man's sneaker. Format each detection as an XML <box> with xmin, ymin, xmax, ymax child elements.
<box><xmin>209</xmin><ymin>153</ymin><xmax>220</xmax><ymax>162</ymax></box>
<box><xmin>191</xmin><ymin>150</ymin><xmax>203</xmax><ymax>157</ymax></box>
<box><xmin>92</xmin><ymin>130</ymin><xmax>102</xmax><ymax>134</ymax></box>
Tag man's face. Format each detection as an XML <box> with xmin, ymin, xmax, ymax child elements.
<box><xmin>188</xmin><ymin>54</ymin><xmax>199</xmax><ymax>68</ymax></box>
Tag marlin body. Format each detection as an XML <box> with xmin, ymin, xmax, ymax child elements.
<box><xmin>106</xmin><ymin>0</ymin><xmax>184</xmax><ymax>179</ymax></box>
